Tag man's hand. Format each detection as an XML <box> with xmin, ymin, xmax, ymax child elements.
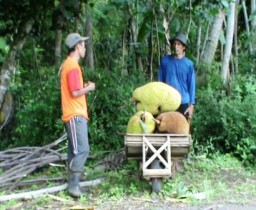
<box><xmin>84</xmin><ymin>81</ymin><xmax>96</xmax><ymax>93</ymax></box>
<box><xmin>184</xmin><ymin>105</ymin><xmax>194</xmax><ymax>119</ymax></box>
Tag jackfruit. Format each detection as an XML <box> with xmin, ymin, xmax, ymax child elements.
<box><xmin>156</xmin><ymin>111</ymin><xmax>189</xmax><ymax>134</ymax></box>
<box><xmin>126</xmin><ymin>111</ymin><xmax>156</xmax><ymax>134</ymax></box>
<box><xmin>132</xmin><ymin>82</ymin><xmax>181</xmax><ymax>115</ymax></box>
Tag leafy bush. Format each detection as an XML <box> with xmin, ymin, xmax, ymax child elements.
<box><xmin>3</xmin><ymin>66</ymin><xmax>63</xmax><ymax>148</ymax></box>
<box><xmin>85</xmin><ymin>68</ymin><xmax>147</xmax><ymax>151</ymax></box>
<box><xmin>2</xmin><ymin>60</ymin><xmax>255</xmax><ymax>166</ymax></box>
<box><xmin>0</xmin><ymin>36</ymin><xmax>9</xmax><ymax>64</ymax></box>
<box><xmin>192</xmin><ymin>74</ymin><xmax>256</xmax><ymax>165</ymax></box>
<box><xmin>1</xmin><ymin>66</ymin><xmax>148</xmax><ymax>152</ymax></box>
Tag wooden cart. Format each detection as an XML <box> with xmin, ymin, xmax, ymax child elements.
<box><xmin>124</xmin><ymin>134</ymin><xmax>191</xmax><ymax>193</ymax></box>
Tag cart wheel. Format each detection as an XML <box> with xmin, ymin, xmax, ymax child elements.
<box><xmin>151</xmin><ymin>159</ymin><xmax>162</xmax><ymax>193</ymax></box>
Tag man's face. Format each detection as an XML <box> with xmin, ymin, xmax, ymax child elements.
<box><xmin>173</xmin><ymin>40</ymin><xmax>186</xmax><ymax>57</ymax></box>
<box><xmin>77</xmin><ymin>41</ymin><xmax>86</xmax><ymax>58</ymax></box>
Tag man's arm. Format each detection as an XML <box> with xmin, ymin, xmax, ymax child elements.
<box><xmin>189</xmin><ymin>65</ymin><xmax>196</xmax><ymax>105</ymax></box>
<box><xmin>185</xmin><ymin>65</ymin><xmax>196</xmax><ymax>118</ymax></box>
<box><xmin>72</xmin><ymin>81</ymin><xmax>95</xmax><ymax>97</ymax></box>
<box><xmin>67</xmin><ymin>69</ymin><xmax>95</xmax><ymax>97</ymax></box>
<box><xmin>158</xmin><ymin>56</ymin><xmax>166</xmax><ymax>82</ymax></box>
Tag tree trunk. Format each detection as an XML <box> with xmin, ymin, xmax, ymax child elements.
<box><xmin>0</xmin><ymin>93</ymin><xmax>13</xmax><ymax>131</ymax></box>
<box><xmin>121</xmin><ymin>28</ymin><xmax>128</xmax><ymax>76</ymax></box>
<box><xmin>127</xmin><ymin>2</ymin><xmax>143</xmax><ymax>71</ymax></box>
<box><xmin>0</xmin><ymin>20</ymin><xmax>34</xmax><ymax>110</ymax></box>
<box><xmin>242</xmin><ymin>0</ymin><xmax>253</xmax><ymax>53</ymax></box>
<box><xmin>186</xmin><ymin>0</ymin><xmax>192</xmax><ymax>35</ymax></box>
<box><xmin>155</xmin><ymin>9</ymin><xmax>161</xmax><ymax>67</ymax></box>
<box><xmin>221</xmin><ymin>2</ymin><xmax>236</xmax><ymax>83</ymax></box>
<box><xmin>199</xmin><ymin>22</ymin><xmax>210</xmax><ymax>63</ymax></box>
<box><xmin>251</xmin><ymin>0</ymin><xmax>256</xmax><ymax>51</ymax></box>
<box><xmin>234</xmin><ymin>0</ymin><xmax>240</xmax><ymax>74</ymax></box>
<box><xmin>55</xmin><ymin>29</ymin><xmax>62</xmax><ymax>68</ymax></box>
<box><xmin>196</xmin><ymin>18</ymin><xmax>202</xmax><ymax>66</ymax></box>
<box><xmin>251</xmin><ymin>0</ymin><xmax>256</xmax><ymax>31</ymax></box>
<box><xmin>200</xmin><ymin>10</ymin><xmax>225</xmax><ymax>65</ymax></box>
<box><xmin>85</xmin><ymin>6</ymin><xmax>95</xmax><ymax>71</ymax></box>
<box><xmin>163</xmin><ymin>14</ymin><xmax>171</xmax><ymax>53</ymax></box>
<box><xmin>149</xmin><ymin>20</ymin><xmax>154</xmax><ymax>81</ymax></box>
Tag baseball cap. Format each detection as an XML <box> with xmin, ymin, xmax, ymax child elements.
<box><xmin>170</xmin><ymin>32</ymin><xmax>188</xmax><ymax>47</ymax></box>
<box><xmin>65</xmin><ymin>33</ymin><xmax>89</xmax><ymax>49</ymax></box>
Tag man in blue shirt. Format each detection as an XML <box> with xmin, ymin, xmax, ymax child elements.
<box><xmin>158</xmin><ymin>32</ymin><xmax>196</xmax><ymax>119</ymax></box>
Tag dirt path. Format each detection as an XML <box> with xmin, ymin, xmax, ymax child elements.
<box><xmin>15</xmin><ymin>200</ymin><xmax>256</xmax><ymax>210</ymax></box>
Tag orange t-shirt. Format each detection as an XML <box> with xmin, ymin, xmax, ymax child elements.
<box><xmin>61</xmin><ymin>56</ymin><xmax>89</xmax><ymax>122</ymax></box>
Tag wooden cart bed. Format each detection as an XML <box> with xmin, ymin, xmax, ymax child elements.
<box><xmin>125</xmin><ymin>134</ymin><xmax>191</xmax><ymax>159</ymax></box>
<box><xmin>124</xmin><ymin>134</ymin><xmax>192</xmax><ymax>178</ymax></box>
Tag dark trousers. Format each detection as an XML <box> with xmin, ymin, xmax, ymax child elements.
<box><xmin>177</xmin><ymin>103</ymin><xmax>189</xmax><ymax>119</ymax></box>
<box><xmin>65</xmin><ymin>116</ymin><xmax>90</xmax><ymax>173</ymax></box>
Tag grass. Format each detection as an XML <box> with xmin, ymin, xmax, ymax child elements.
<box><xmin>0</xmin><ymin>153</ymin><xmax>255</xmax><ymax>209</ymax></box>
<box><xmin>165</xmin><ymin>153</ymin><xmax>256</xmax><ymax>204</ymax></box>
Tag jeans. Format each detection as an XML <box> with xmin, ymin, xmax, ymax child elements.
<box><xmin>65</xmin><ymin>116</ymin><xmax>90</xmax><ymax>173</ymax></box>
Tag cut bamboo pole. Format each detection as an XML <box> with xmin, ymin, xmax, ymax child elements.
<box><xmin>0</xmin><ymin>178</ymin><xmax>104</xmax><ymax>202</ymax></box>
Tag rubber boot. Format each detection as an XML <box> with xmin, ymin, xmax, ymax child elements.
<box><xmin>67</xmin><ymin>172</ymin><xmax>82</xmax><ymax>198</ymax></box>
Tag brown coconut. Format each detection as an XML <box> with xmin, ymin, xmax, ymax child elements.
<box><xmin>156</xmin><ymin>111</ymin><xmax>189</xmax><ymax>134</ymax></box>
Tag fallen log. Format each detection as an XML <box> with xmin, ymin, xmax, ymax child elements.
<box><xmin>0</xmin><ymin>177</ymin><xmax>66</xmax><ymax>189</ymax></box>
<box><xmin>0</xmin><ymin>178</ymin><xmax>104</xmax><ymax>202</ymax></box>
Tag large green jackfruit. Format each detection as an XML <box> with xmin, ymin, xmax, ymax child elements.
<box><xmin>126</xmin><ymin>111</ymin><xmax>155</xmax><ymax>134</ymax></box>
<box><xmin>132</xmin><ymin>82</ymin><xmax>181</xmax><ymax>115</ymax></box>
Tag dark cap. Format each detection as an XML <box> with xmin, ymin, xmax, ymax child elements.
<box><xmin>170</xmin><ymin>32</ymin><xmax>188</xmax><ymax>47</ymax></box>
<box><xmin>65</xmin><ymin>33</ymin><xmax>89</xmax><ymax>49</ymax></box>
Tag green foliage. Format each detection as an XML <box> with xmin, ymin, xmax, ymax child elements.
<box><xmin>3</xmin><ymin>66</ymin><xmax>63</xmax><ymax>148</ymax></box>
<box><xmin>192</xmin><ymin>74</ymin><xmax>256</xmax><ymax>165</ymax></box>
<box><xmin>164</xmin><ymin>153</ymin><xmax>256</xmax><ymax>203</ymax></box>
<box><xmin>1</xmin><ymin>0</ymin><xmax>255</xmax><ymax>170</ymax></box>
<box><xmin>85</xmin><ymin>68</ymin><xmax>147</xmax><ymax>151</ymax></box>
<box><xmin>0</xmin><ymin>36</ymin><xmax>9</xmax><ymax>64</ymax></box>
<box><xmin>0</xmin><ymin>64</ymin><xmax>147</xmax><ymax>151</ymax></box>
<box><xmin>95</xmin><ymin>162</ymin><xmax>150</xmax><ymax>199</ymax></box>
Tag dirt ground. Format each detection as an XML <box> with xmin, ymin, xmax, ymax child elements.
<box><xmin>10</xmin><ymin>197</ymin><xmax>256</xmax><ymax>210</ymax></box>
<box><xmin>4</xmin><ymin>174</ymin><xmax>256</xmax><ymax>210</ymax></box>
<box><xmin>96</xmin><ymin>201</ymin><xmax>256</xmax><ymax>210</ymax></box>
<box><xmin>6</xmin><ymin>184</ymin><xmax>256</xmax><ymax>210</ymax></box>
<box><xmin>3</xmin><ymin>159</ymin><xmax>256</xmax><ymax>210</ymax></box>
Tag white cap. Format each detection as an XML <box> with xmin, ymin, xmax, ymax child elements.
<box><xmin>65</xmin><ymin>33</ymin><xmax>89</xmax><ymax>49</ymax></box>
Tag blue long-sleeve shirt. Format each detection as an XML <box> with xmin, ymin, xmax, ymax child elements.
<box><xmin>158</xmin><ymin>55</ymin><xmax>196</xmax><ymax>105</ymax></box>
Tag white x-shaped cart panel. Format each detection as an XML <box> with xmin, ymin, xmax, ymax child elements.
<box><xmin>125</xmin><ymin>134</ymin><xmax>191</xmax><ymax>180</ymax></box>
<box><xmin>142</xmin><ymin>135</ymin><xmax>172</xmax><ymax>179</ymax></box>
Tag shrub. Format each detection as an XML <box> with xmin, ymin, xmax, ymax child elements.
<box><xmin>85</xmin><ymin>68</ymin><xmax>147</xmax><ymax>151</ymax></box>
<box><xmin>2</xmin><ymin>66</ymin><xmax>63</xmax><ymax>148</ymax></box>
<box><xmin>1</xmin><ymin>65</ymin><xmax>147</xmax><ymax>152</ymax></box>
<box><xmin>192</xmin><ymin>75</ymin><xmax>256</xmax><ymax>165</ymax></box>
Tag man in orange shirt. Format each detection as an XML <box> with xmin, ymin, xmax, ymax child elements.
<box><xmin>60</xmin><ymin>33</ymin><xmax>95</xmax><ymax>198</ymax></box>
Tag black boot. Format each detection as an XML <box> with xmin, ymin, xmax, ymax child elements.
<box><xmin>67</xmin><ymin>172</ymin><xmax>82</xmax><ymax>198</ymax></box>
